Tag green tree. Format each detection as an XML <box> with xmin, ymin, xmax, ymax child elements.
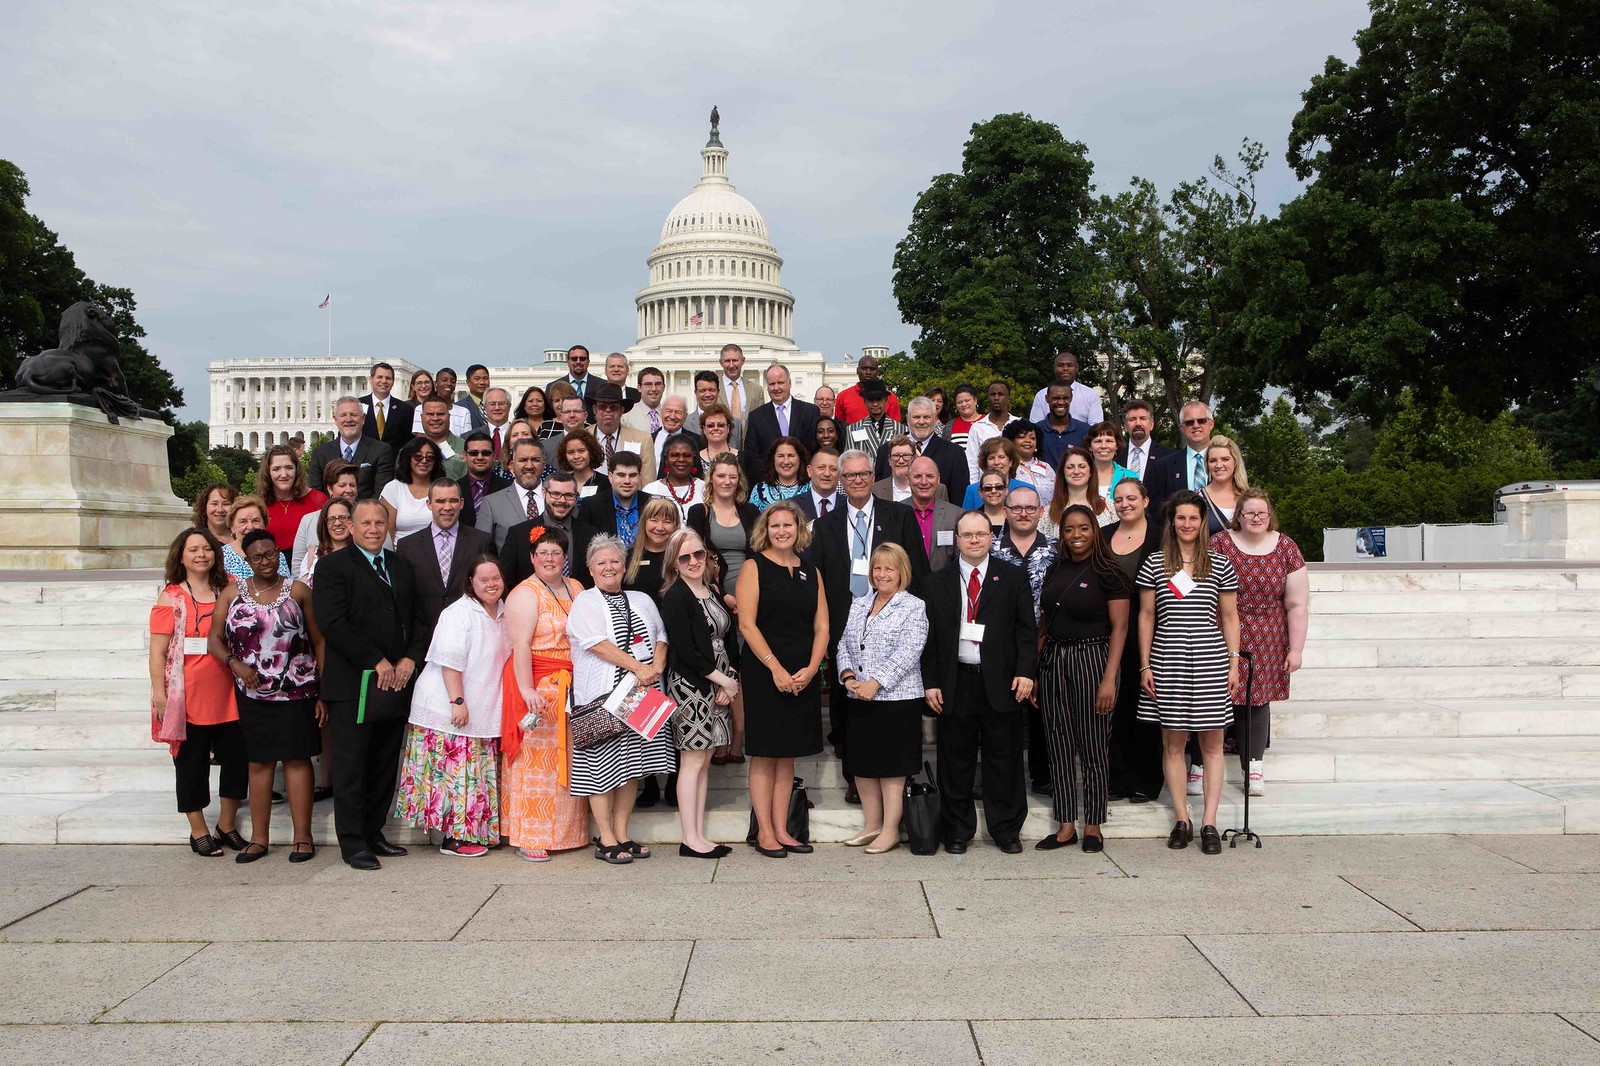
<box><xmin>1513</xmin><ymin>363</ymin><xmax>1600</xmax><ymax>471</ymax></box>
<box><xmin>876</xmin><ymin>352</ymin><xmax>1029</xmax><ymax>420</ymax></box>
<box><xmin>167</xmin><ymin>420</ymin><xmax>209</xmax><ymax>484</ymax></box>
<box><xmin>1216</xmin><ymin>0</ymin><xmax>1600</xmax><ymax>419</ymax></box>
<box><xmin>209</xmin><ymin>445</ymin><xmax>259</xmax><ymax>492</ymax></box>
<box><xmin>1236</xmin><ymin>396</ymin><xmax>1313</xmax><ymax>492</ymax></box>
<box><xmin>0</xmin><ymin>160</ymin><xmax>182</xmax><ymax>415</ymax></box>
<box><xmin>892</xmin><ymin>113</ymin><xmax>1096</xmax><ymax>390</ymax></box>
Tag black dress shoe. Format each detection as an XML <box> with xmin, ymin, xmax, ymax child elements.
<box><xmin>844</xmin><ymin>781</ymin><xmax>861</xmax><ymax>805</ymax></box>
<box><xmin>1029</xmin><ymin>781</ymin><xmax>1053</xmax><ymax>798</ymax></box>
<box><xmin>346</xmin><ymin>851</ymin><xmax>381</xmax><ymax>871</ymax></box>
<box><xmin>754</xmin><ymin>843</ymin><xmax>788</xmax><ymax>858</ymax></box>
<box><xmin>1167</xmin><ymin>821</ymin><xmax>1193</xmax><ymax>850</ymax></box>
<box><xmin>1034</xmin><ymin>833</ymin><xmax>1079</xmax><ymax>851</ymax></box>
<box><xmin>997</xmin><ymin>839</ymin><xmax>1024</xmax><ymax>854</ymax></box>
<box><xmin>679</xmin><ymin>843</ymin><xmax>732</xmax><ymax>859</ymax></box>
<box><xmin>369</xmin><ymin>837</ymin><xmax>408</xmax><ymax>857</ymax></box>
<box><xmin>943</xmin><ymin>839</ymin><xmax>968</xmax><ymax>855</ymax></box>
<box><xmin>1200</xmin><ymin>824</ymin><xmax>1222</xmax><ymax>855</ymax></box>
<box><xmin>1082</xmin><ymin>833</ymin><xmax>1104</xmax><ymax>854</ymax></box>
<box><xmin>783</xmin><ymin>842</ymin><xmax>814</xmax><ymax>855</ymax></box>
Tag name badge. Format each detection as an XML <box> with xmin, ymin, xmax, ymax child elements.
<box><xmin>580</xmin><ymin>486</ymin><xmax>597</xmax><ymax>499</ymax></box>
<box><xmin>960</xmin><ymin>621</ymin><xmax>986</xmax><ymax>643</ymax></box>
<box><xmin>852</xmin><ymin>559</ymin><xmax>870</xmax><ymax>576</ymax></box>
<box><xmin>1168</xmin><ymin>569</ymin><xmax>1198</xmax><ymax>598</ymax></box>
<box><xmin>936</xmin><ymin>530</ymin><xmax>954</xmax><ymax>546</ymax></box>
<box><xmin>851</xmin><ymin>428</ymin><xmax>868</xmax><ymax>442</ymax></box>
<box><xmin>183</xmin><ymin>637</ymin><xmax>208</xmax><ymax>656</ymax></box>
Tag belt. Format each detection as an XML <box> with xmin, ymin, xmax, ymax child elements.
<box><xmin>957</xmin><ymin>663</ymin><xmax>983</xmax><ymax>674</ymax></box>
<box><xmin>1045</xmin><ymin>635</ymin><xmax>1110</xmax><ymax>647</ymax></box>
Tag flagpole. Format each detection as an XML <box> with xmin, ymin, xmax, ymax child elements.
<box><xmin>326</xmin><ymin>297</ymin><xmax>332</xmax><ymax>357</ymax></box>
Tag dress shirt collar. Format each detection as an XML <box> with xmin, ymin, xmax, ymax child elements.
<box><xmin>847</xmin><ymin>497</ymin><xmax>875</xmax><ymax>526</ymax></box>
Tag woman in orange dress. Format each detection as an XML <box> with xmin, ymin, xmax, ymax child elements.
<box><xmin>500</xmin><ymin>526</ymin><xmax>591</xmax><ymax>861</ymax></box>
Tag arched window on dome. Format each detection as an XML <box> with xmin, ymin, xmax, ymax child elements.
<box><xmin>740</xmin><ymin>261</ymin><xmax>746</xmax><ymax>277</ymax></box>
<box><xmin>697</xmin><ymin>260</ymin><xmax>703</xmax><ymax>275</ymax></box>
<box><xmin>719</xmin><ymin>259</ymin><xmax>725</xmax><ymax>275</ymax></box>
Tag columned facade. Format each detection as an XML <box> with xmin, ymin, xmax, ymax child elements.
<box><xmin>206</xmin><ymin>357</ymin><xmax>421</xmax><ymax>451</ymax></box>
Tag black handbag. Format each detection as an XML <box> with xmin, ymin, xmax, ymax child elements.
<box><xmin>903</xmin><ymin>760</ymin><xmax>940</xmax><ymax>855</ymax></box>
<box><xmin>746</xmin><ymin>776</ymin><xmax>810</xmax><ymax>844</ymax></box>
<box><xmin>568</xmin><ymin>696</ymin><xmax>628</xmax><ymax>750</ymax></box>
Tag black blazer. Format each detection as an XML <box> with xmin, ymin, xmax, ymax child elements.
<box><xmin>548</xmin><ymin>373</ymin><xmax>608</xmax><ymax>417</ymax></box>
<box><xmin>395</xmin><ymin>523</ymin><xmax>493</xmax><ymax>630</ymax></box>
<box><xmin>457</xmin><ymin>471</ymin><xmax>512</xmax><ymax>528</ymax></box>
<box><xmin>1115</xmin><ymin>439</ymin><xmax>1175</xmax><ymax>471</ymax></box>
<box><xmin>499</xmin><ymin>517</ymin><xmax>599</xmax><ymax>590</ymax></box>
<box><xmin>812</xmin><ymin>497</ymin><xmax>930</xmax><ymax>648</ymax></box>
<box><xmin>793</xmin><ymin>489</ymin><xmax>843</xmax><ymax>521</ymax></box>
<box><xmin>311</xmin><ymin>546</ymin><xmax>432</xmax><ymax>703</ymax></box>
<box><xmin>1143</xmin><ymin>447</ymin><xmax>1197</xmax><ymax>521</ymax></box>
<box><xmin>658</xmin><ymin>580</ymin><xmax>739</xmax><ymax>694</ymax></box>
<box><xmin>742</xmin><ymin>398</ymin><xmax>821</xmax><ymax>483</ymax></box>
<box><xmin>919</xmin><ymin>557</ymin><xmax>1038</xmax><ymax>715</ymax></box>
<box><xmin>308</xmin><ymin>436</ymin><xmax>394</xmax><ymax>499</ymax></box>
<box><xmin>686</xmin><ymin>500</ymin><xmax>760</xmax><ymax>584</ymax></box>
<box><xmin>872</xmin><ymin>432</ymin><xmax>969</xmax><ymax>504</ymax></box>
<box><xmin>359</xmin><ymin>394</ymin><xmax>413</xmax><ymax>452</ymax></box>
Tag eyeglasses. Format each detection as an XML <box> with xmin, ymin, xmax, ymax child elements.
<box><xmin>327</xmin><ymin>515</ymin><xmax>350</xmax><ymax>524</ymax></box>
<box><xmin>1182</xmin><ymin>418</ymin><xmax>1212</xmax><ymax>427</ymax></box>
<box><xmin>544</xmin><ymin>490</ymin><xmax>576</xmax><ymax>501</ymax></box>
<box><xmin>1006</xmin><ymin>505</ymin><xmax>1038</xmax><ymax>514</ymax></box>
<box><xmin>957</xmin><ymin>531</ymin><xmax>990</xmax><ymax>541</ymax></box>
<box><xmin>1240</xmin><ymin>511</ymin><xmax>1271</xmax><ymax>520</ymax></box>
<box><xmin>841</xmin><ymin>471</ymin><xmax>873</xmax><ymax>480</ymax></box>
<box><xmin>677</xmin><ymin>549</ymin><xmax>707</xmax><ymax>565</ymax></box>
<box><xmin>412</xmin><ymin>454</ymin><xmax>435</xmax><ymax>463</ymax></box>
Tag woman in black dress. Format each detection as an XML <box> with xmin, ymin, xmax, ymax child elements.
<box><xmin>736</xmin><ymin>500</ymin><xmax>828</xmax><ymax>858</ymax></box>
<box><xmin>623</xmin><ymin>496</ymin><xmax>680</xmax><ymax>605</ymax></box>
<box><xmin>1103</xmin><ymin>477</ymin><xmax>1165</xmax><ymax>802</ymax></box>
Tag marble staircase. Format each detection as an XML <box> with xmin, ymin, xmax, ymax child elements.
<box><xmin>1</xmin><ymin>566</ymin><xmax>1597</xmax><ymax>845</ymax></box>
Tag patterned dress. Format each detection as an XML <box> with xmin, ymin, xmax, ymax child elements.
<box><xmin>220</xmin><ymin>579</ymin><xmax>320</xmax><ymax>762</ymax></box>
<box><xmin>1135</xmin><ymin>550</ymin><xmax>1238</xmax><ymax>731</ymax></box>
<box><xmin>500</xmin><ymin>576</ymin><xmax>591</xmax><ymax>851</ymax></box>
<box><xmin>664</xmin><ymin>592</ymin><xmax>735</xmax><ymax>751</ymax></box>
<box><xmin>749</xmin><ymin>480</ymin><xmax>809</xmax><ymax>511</ymax></box>
<box><xmin>1209</xmin><ymin>532</ymin><xmax>1306</xmax><ymax>703</ymax></box>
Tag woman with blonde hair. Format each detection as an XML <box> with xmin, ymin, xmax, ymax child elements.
<box><xmin>624</xmin><ymin>496</ymin><xmax>681</xmax><ymax>603</ymax></box>
<box><xmin>687</xmin><ymin>453</ymin><xmax>757</xmax><ymax>765</ymax></box>
<box><xmin>220</xmin><ymin>495</ymin><xmax>288</xmax><ymax>583</ymax></box>
<box><xmin>256</xmin><ymin>444</ymin><xmax>327</xmax><ymax>561</ymax></box>
<box><xmin>1201</xmin><ymin>435</ymin><xmax>1248</xmax><ymax>535</ymax></box>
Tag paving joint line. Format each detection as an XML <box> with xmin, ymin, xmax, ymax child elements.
<box><xmin>0</xmin><ymin>883</ymin><xmax>92</xmax><ymax>932</ymax></box>
<box><xmin>1455</xmin><ymin>834</ymin><xmax>1539</xmax><ymax>872</ymax></box>
<box><xmin>669</xmin><ymin>940</ymin><xmax>696</xmax><ymax>1021</ymax></box>
<box><xmin>87</xmin><ymin>939</ymin><xmax>210</xmax><ymax>1023</ymax></box>
<box><xmin>447</xmin><ymin>884</ymin><xmax>502</xmax><ymax>941</ymax></box>
<box><xmin>967</xmin><ymin>1018</ymin><xmax>986</xmax><ymax>1064</ymax></box>
<box><xmin>1337</xmin><ymin>874</ymin><xmax>1425</xmax><ymax>931</ymax></box>
<box><xmin>338</xmin><ymin>1021</ymin><xmax>381</xmax><ymax>1065</ymax></box>
<box><xmin>919</xmin><ymin>881</ymin><xmax>942</xmax><ymax>938</ymax></box>
<box><xmin>1556</xmin><ymin>1012</ymin><xmax>1600</xmax><ymax>1046</ymax></box>
<box><xmin>1182</xmin><ymin>933</ymin><xmax>1261</xmax><ymax>1017</ymax></box>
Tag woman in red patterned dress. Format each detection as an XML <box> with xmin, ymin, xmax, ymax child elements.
<box><xmin>1208</xmin><ymin>486</ymin><xmax>1309</xmax><ymax>797</ymax></box>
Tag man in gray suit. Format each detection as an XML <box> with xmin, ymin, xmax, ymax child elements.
<box><xmin>309</xmin><ymin>396</ymin><xmax>394</xmax><ymax>498</ymax></box>
<box><xmin>908</xmin><ymin>456</ymin><xmax>963</xmax><ymax>571</ymax></box>
<box><xmin>474</xmin><ymin>439</ymin><xmax>545</xmax><ymax>551</ymax></box>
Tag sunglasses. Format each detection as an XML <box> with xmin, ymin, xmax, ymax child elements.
<box><xmin>981</xmin><ymin>484</ymin><xmax>1006</xmax><ymax>492</ymax></box>
<box><xmin>677</xmin><ymin>549</ymin><xmax>707</xmax><ymax>565</ymax></box>
<box><xmin>465</xmin><ymin>449</ymin><xmax>493</xmax><ymax>458</ymax></box>
<box><xmin>1182</xmin><ymin>418</ymin><xmax>1212</xmax><ymax>427</ymax></box>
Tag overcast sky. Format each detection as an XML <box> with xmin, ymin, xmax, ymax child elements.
<box><xmin>2</xmin><ymin>0</ymin><xmax>1370</xmax><ymax>418</ymax></box>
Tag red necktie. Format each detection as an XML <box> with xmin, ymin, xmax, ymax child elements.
<box><xmin>819</xmin><ymin>497</ymin><xmax>831</xmax><ymax>515</ymax></box>
<box><xmin>966</xmin><ymin>566</ymin><xmax>981</xmax><ymax>622</ymax></box>
<box><xmin>492</xmin><ymin>427</ymin><xmax>502</xmax><ymax>460</ymax></box>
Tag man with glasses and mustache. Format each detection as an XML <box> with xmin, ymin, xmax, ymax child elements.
<box><xmin>500</xmin><ymin>470</ymin><xmax>596</xmax><ymax>587</ymax></box>
<box><xmin>1145</xmin><ymin>401</ymin><xmax>1217</xmax><ymax>520</ymax></box>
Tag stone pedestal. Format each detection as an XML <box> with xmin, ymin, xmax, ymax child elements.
<box><xmin>1503</xmin><ymin>488</ymin><xmax>1600</xmax><ymax>560</ymax></box>
<box><xmin>0</xmin><ymin>403</ymin><xmax>192</xmax><ymax>569</ymax></box>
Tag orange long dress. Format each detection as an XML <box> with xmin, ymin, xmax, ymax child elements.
<box><xmin>500</xmin><ymin>576</ymin><xmax>590</xmax><ymax>851</ymax></box>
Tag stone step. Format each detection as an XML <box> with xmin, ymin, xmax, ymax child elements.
<box><xmin>1307</xmin><ymin>588</ymin><xmax>1600</xmax><ymax>615</ymax></box>
<box><xmin>0</xmin><ymin>649</ymin><xmax>149</xmax><ymax>681</ymax></box>
<box><xmin>0</xmin><ymin>709</ymin><xmax>151</xmax><ymax>750</ymax></box>
<box><xmin>0</xmin><ymin>778</ymin><xmax>1584</xmax><ymax>845</ymax></box>
<box><xmin>0</xmin><ymin>680</ymin><xmax>150</xmax><ymax>715</ymax></box>
<box><xmin>0</xmin><ymin>749</ymin><xmax>175</xmax><ymax>793</ymax></box>
<box><xmin>1264</xmin><ymin>736</ymin><xmax>1600</xmax><ymax>784</ymax></box>
<box><xmin>0</xmin><ymin>623</ymin><xmax>148</xmax><ymax>652</ymax></box>
<box><xmin>1299</xmin><ymin>638</ymin><xmax>1600</xmax><ymax>670</ymax></box>
<box><xmin>1287</xmin><ymin>666</ymin><xmax>1600</xmax><ymax>702</ymax></box>
<box><xmin>1308</xmin><ymin>570</ymin><xmax>1600</xmax><ymax>593</ymax></box>
<box><xmin>0</xmin><ymin>580</ymin><xmax>160</xmax><ymax>605</ymax></box>
<box><xmin>1306</xmin><ymin>612</ymin><xmax>1581</xmax><ymax>641</ymax></box>
<box><xmin>1273</xmin><ymin>699</ymin><xmax>1600</xmax><ymax>740</ymax></box>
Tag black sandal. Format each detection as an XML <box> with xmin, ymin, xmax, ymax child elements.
<box><xmin>593</xmin><ymin>843</ymin><xmax>633</xmax><ymax>865</ymax></box>
<box><xmin>312</xmin><ymin>786</ymin><xmax>333</xmax><ymax>803</ymax></box>
<box><xmin>215</xmin><ymin>826</ymin><xmax>247</xmax><ymax>852</ymax></box>
<box><xmin>189</xmin><ymin>833</ymin><xmax>223</xmax><ymax>857</ymax></box>
<box><xmin>288</xmin><ymin>841</ymin><xmax>315</xmax><ymax>864</ymax></box>
<box><xmin>235</xmin><ymin>842</ymin><xmax>269</xmax><ymax>864</ymax></box>
<box><xmin>618</xmin><ymin>840</ymin><xmax>652</xmax><ymax>859</ymax></box>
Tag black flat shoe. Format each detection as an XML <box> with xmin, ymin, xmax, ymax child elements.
<box><xmin>235</xmin><ymin>842</ymin><xmax>269</xmax><ymax>864</ymax></box>
<box><xmin>369</xmin><ymin>837</ymin><xmax>408</xmax><ymax>857</ymax></box>
<box><xmin>214</xmin><ymin>826</ymin><xmax>247</xmax><ymax>852</ymax></box>
<box><xmin>1082</xmin><ymin>833</ymin><xmax>1104</xmax><ymax>854</ymax></box>
<box><xmin>943</xmin><ymin>839</ymin><xmax>968</xmax><ymax>855</ymax></box>
<box><xmin>1200</xmin><ymin>825</ymin><xmax>1222</xmax><ymax>855</ymax></box>
<box><xmin>1167</xmin><ymin>821</ymin><xmax>1193</xmax><ymax>850</ymax></box>
<box><xmin>1035</xmin><ymin>833</ymin><xmax>1079</xmax><ymax>851</ymax></box>
<box><xmin>270</xmin><ymin>790</ymin><xmax>285</xmax><ymax>805</ymax></box>
<box><xmin>783</xmin><ymin>842</ymin><xmax>814</xmax><ymax>854</ymax></box>
<box><xmin>1128</xmin><ymin>791</ymin><xmax>1154</xmax><ymax>804</ymax></box>
<box><xmin>288</xmin><ymin>841</ymin><xmax>315</xmax><ymax>864</ymax></box>
<box><xmin>997</xmin><ymin>839</ymin><xmax>1023</xmax><ymax>854</ymax></box>
<box><xmin>345</xmin><ymin>851</ymin><xmax>380</xmax><ymax>871</ymax></box>
<box><xmin>679</xmin><ymin>843</ymin><xmax>732</xmax><ymax>859</ymax></box>
<box><xmin>754</xmin><ymin>843</ymin><xmax>788</xmax><ymax>858</ymax></box>
<box><xmin>312</xmin><ymin>786</ymin><xmax>333</xmax><ymax>803</ymax></box>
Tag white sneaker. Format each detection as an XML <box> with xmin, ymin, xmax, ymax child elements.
<box><xmin>1186</xmin><ymin>764</ymin><xmax>1204</xmax><ymax>796</ymax></box>
<box><xmin>1247</xmin><ymin>760</ymin><xmax>1265</xmax><ymax>797</ymax></box>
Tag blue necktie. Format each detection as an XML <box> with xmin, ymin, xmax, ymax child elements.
<box><xmin>343</xmin><ymin>443</ymin><xmax>354</xmax><ymax>462</ymax></box>
<box><xmin>1193</xmin><ymin>453</ymin><xmax>1207</xmax><ymax>489</ymax></box>
<box><xmin>850</xmin><ymin>512</ymin><xmax>870</xmax><ymax>596</ymax></box>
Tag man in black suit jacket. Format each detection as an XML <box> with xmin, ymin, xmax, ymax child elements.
<box><xmin>1113</xmin><ymin>399</ymin><xmax>1175</xmax><ymax>484</ymax></box>
<box><xmin>742</xmin><ymin>364</ymin><xmax>820</xmax><ymax>484</ymax></box>
<box><xmin>310</xmin><ymin>397</ymin><xmax>395</xmax><ymax>498</ymax></box>
<box><xmin>920</xmin><ymin>511</ymin><xmax>1038</xmax><ymax>853</ymax></box>
<box><xmin>396</xmin><ymin>480</ymin><xmax>493</xmax><ymax>628</ymax></box>
<box><xmin>358</xmin><ymin>362</ymin><xmax>413</xmax><ymax>452</ymax></box>
<box><xmin>547</xmin><ymin>345</ymin><xmax>608</xmax><ymax>419</ymax></box>
<box><xmin>1143</xmin><ymin>400</ymin><xmax>1215</xmax><ymax>521</ymax></box>
<box><xmin>455</xmin><ymin>429</ymin><xmax>511</xmax><ymax>528</ymax></box>
<box><xmin>312</xmin><ymin>499</ymin><xmax>432</xmax><ymax>870</ymax></box>
<box><xmin>873</xmin><ymin>395</ymin><xmax>968</xmax><ymax>504</ymax></box>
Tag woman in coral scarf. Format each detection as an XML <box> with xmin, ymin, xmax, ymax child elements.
<box><xmin>500</xmin><ymin>526</ymin><xmax>590</xmax><ymax>862</ymax></box>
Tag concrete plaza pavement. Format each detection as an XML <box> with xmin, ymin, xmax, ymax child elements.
<box><xmin>0</xmin><ymin>835</ymin><xmax>1598</xmax><ymax>1064</ymax></box>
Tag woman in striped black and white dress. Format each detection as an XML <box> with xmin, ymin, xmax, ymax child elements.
<box><xmin>1136</xmin><ymin>490</ymin><xmax>1241</xmax><ymax>856</ymax></box>
<box><xmin>566</xmin><ymin>535</ymin><xmax>677</xmax><ymax>865</ymax></box>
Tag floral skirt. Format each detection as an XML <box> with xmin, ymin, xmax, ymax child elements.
<box><xmin>394</xmin><ymin>725</ymin><xmax>501</xmax><ymax>845</ymax></box>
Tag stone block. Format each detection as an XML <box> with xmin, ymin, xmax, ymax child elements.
<box><xmin>0</xmin><ymin>942</ymin><xmax>200</xmax><ymax>1022</ymax></box>
<box><xmin>1471</xmin><ymin>834</ymin><xmax>1600</xmax><ymax>872</ymax></box>
<box><xmin>1348</xmin><ymin>873</ymin><xmax>1600</xmax><ymax>930</ymax></box>
<box><xmin>0</xmin><ymin>1023</ymin><xmax>371</xmax><ymax>1066</ymax></box>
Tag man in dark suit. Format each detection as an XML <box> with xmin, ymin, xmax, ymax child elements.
<box><xmin>310</xmin><ymin>397</ymin><xmax>394</xmax><ymax>498</ymax></box>
<box><xmin>742</xmin><ymin>363</ymin><xmax>819</xmax><ymax>485</ymax></box>
<box><xmin>312</xmin><ymin>498</ymin><xmax>432</xmax><ymax>871</ymax></box>
<box><xmin>793</xmin><ymin>446</ymin><xmax>842</xmax><ymax>522</ymax></box>
<box><xmin>455</xmin><ymin>429</ymin><xmax>511</xmax><ymax>528</ymax></box>
<box><xmin>874</xmin><ymin>395</ymin><xmax>967</xmax><ymax>503</ymax></box>
<box><xmin>1144</xmin><ymin>400</ymin><xmax>1215</xmax><ymax>520</ymax></box>
<box><xmin>602</xmin><ymin>352</ymin><xmax>643</xmax><ymax>413</ymax></box>
<box><xmin>500</xmin><ymin>470</ymin><xmax>598</xmax><ymax>587</ymax></box>
<box><xmin>907</xmin><ymin>457</ymin><xmax>964</xmax><ymax>572</ymax></box>
<box><xmin>547</xmin><ymin>345</ymin><xmax>607</xmax><ymax>419</ymax></box>
<box><xmin>920</xmin><ymin>510</ymin><xmax>1037</xmax><ymax>854</ymax></box>
<box><xmin>1113</xmin><ymin>398</ymin><xmax>1175</xmax><ymax>484</ymax></box>
<box><xmin>359</xmin><ymin>361</ymin><xmax>413</xmax><ymax>452</ymax></box>
<box><xmin>396</xmin><ymin>479</ymin><xmax>492</xmax><ymax>628</ymax></box>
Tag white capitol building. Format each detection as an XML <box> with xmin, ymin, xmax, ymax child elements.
<box><xmin>208</xmin><ymin>115</ymin><xmax>881</xmax><ymax>451</ymax></box>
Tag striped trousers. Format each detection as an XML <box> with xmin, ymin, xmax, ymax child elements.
<box><xmin>1038</xmin><ymin>637</ymin><xmax>1115</xmax><ymax>825</ymax></box>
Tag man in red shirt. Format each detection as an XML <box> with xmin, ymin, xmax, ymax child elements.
<box><xmin>833</xmin><ymin>353</ymin><xmax>901</xmax><ymax>425</ymax></box>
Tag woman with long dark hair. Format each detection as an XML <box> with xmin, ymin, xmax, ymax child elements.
<box><xmin>748</xmin><ymin>436</ymin><xmax>811</xmax><ymax>511</ymax></box>
<box><xmin>1103</xmin><ymin>477</ymin><xmax>1165</xmax><ymax>803</ymax></box>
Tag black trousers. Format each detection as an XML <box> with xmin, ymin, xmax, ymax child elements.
<box><xmin>327</xmin><ymin>700</ymin><xmax>406</xmax><ymax>859</ymax></box>
<box><xmin>936</xmin><ymin>666</ymin><xmax>1026</xmax><ymax>844</ymax></box>
<box><xmin>1027</xmin><ymin>697</ymin><xmax>1050</xmax><ymax>787</ymax></box>
<box><xmin>1108</xmin><ymin>653</ymin><xmax>1165</xmax><ymax>799</ymax></box>
<box><xmin>1038</xmin><ymin>638</ymin><xmax>1114</xmax><ymax>825</ymax></box>
<box><xmin>173</xmin><ymin>720</ymin><xmax>247</xmax><ymax>814</ymax></box>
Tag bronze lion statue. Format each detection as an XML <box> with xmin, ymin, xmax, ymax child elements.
<box><xmin>9</xmin><ymin>301</ymin><xmax>144</xmax><ymax>421</ymax></box>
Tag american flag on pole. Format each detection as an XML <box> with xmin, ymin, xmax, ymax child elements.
<box><xmin>318</xmin><ymin>294</ymin><xmax>330</xmax><ymax>309</ymax></box>
<box><xmin>689</xmin><ymin>311</ymin><xmax>703</xmax><ymax>325</ymax></box>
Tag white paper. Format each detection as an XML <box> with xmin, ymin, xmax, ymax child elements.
<box><xmin>1169</xmin><ymin>569</ymin><xmax>1198</xmax><ymax>598</ymax></box>
<box><xmin>936</xmin><ymin>530</ymin><xmax>954</xmax><ymax>546</ymax></box>
<box><xmin>580</xmin><ymin>485</ymin><xmax>598</xmax><ymax>499</ymax></box>
<box><xmin>959</xmin><ymin>621</ymin><xmax>986</xmax><ymax>643</ymax></box>
<box><xmin>851</xmin><ymin>558</ymin><xmax>870</xmax><ymax>576</ymax></box>
<box><xmin>603</xmin><ymin>673</ymin><xmax>638</xmax><ymax>715</ymax></box>
<box><xmin>851</xmin><ymin>428</ymin><xmax>868</xmax><ymax>442</ymax></box>
<box><xmin>182</xmin><ymin>637</ymin><xmax>208</xmax><ymax>656</ymax></box>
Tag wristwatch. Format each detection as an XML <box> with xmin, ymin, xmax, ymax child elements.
<box><xmin>450</xmin><ymin>697</ymin><xmax>465</xmax><ymax>706</ymax></box>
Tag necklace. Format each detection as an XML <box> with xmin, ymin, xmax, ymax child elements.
<box><xmin>666</xmin><ymin>480</ymin><xmax>696</xmax><ymax>505</ymax></box>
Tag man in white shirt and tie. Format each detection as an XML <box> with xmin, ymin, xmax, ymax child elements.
<box><xmin>1116</xmin><ymin>399</ymin><xmax>1173</xmax><ymax>483</ymax></box>
<box><xmin>718</xmin><ymin>343</ymin><xmax>764</xmax><ymax>425</ymax></box>
<box><xmin>359</xmin><ymin>362</ymin><xmax>412</xmax><ymax>451</ymax></box>
<box><xmin>481</xmin><ymin>387</ymin><xmax>513</xmax><ymax>466</ymax></box>
<box><xmin>742</xmin><ymin>363</ymin><xmax>820</xmax><ymax>483</ymax></box>
<box><xmin>623</xmin><ymin>366</ymin><xmax>667</xmax><ymax>438</ymax></box>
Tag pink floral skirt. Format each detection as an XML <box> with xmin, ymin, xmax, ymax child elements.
<box><xmin>394</xmin><ymin>725</ymin><xmax>500</xmax><ymax>845</ymax></box>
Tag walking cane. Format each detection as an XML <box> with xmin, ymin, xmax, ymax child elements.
<box><xmin>1222</xmin><ymin>650</ymin><xmax>1261</xmax><ymax>849</ymax></box>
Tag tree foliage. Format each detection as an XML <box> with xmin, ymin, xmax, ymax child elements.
<box><xmin>892</xmin><ymin>114</ymin><xmax>1096</xmax><ymax>391</ymax></box>
<box><xmin>0</xmin><ymin>160</ymin><xmax>182</xmax><ymax>416</ymax></box>
<box><xmin>1215</xmin><ymin>0</ymin><xmax>1600</xmax><ymax>419</ymax></box>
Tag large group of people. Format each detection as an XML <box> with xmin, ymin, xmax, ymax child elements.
<box><xmin>151</xmin><ymin>345</ymin><xmax>1309</xmax><ymax>865</ymax></box>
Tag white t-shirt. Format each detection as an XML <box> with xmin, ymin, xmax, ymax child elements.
<box><xmin>409</xmin><ymin>597</ymin><xmax>509</xmax><ymax>738</ymax></box>
<box><xmin>643</xmin><ymin>479</ymin><xmax>705</xmax><ymax>521</ymax></box>
<box><xmin>380</xmin><ymin>480</ymin><xmax>433</xmax><ymax>546</ymax></box>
